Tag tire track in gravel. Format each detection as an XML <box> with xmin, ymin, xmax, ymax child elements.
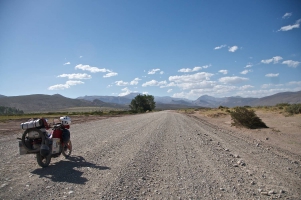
<box><xmin>183</xmin><ymin>114</ymin><xmax>301</xmax><ymax>199</ymax></box>
<box><xmin>100</xmin><ymin>112</ymin><xmax>169</xmax><ymax>199</ymax></box>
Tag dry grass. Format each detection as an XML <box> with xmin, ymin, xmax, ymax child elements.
<box><xmin>198</xmin><ymin>108</ymin><xmax>230</xmax><ymax>118</ymax></box>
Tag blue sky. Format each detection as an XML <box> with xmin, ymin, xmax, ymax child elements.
<box><xmin>0</xmin><ymin>0</ymin><xmax>301</xmax><ymax>100</ymax></box>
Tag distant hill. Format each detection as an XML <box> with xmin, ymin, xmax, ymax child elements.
<box><xmin>77</xmin><ymin>93</ymin><xmax>143</xmax><ymax>105</ymax></box>
<box><xmin>0</xmin><ymin>94</ymin><xmax>126</xmax><ymax>113</ymax></box>
<box><xmin>0</xmin><ymin>95</ymin><xmax>6</xmax><ymax>98</ymax></box>
<box><xmin>251</xmin><ymin>91</ymin><xmax>301</xmax><ymax>106</ymax></box>
<box><xmin>78</xmin><ymin>94</ymin><xmax>193</xmax><ymax>105</ymax></box>
<box><xmin>193</xmin><ymin>91</ymin><xmax>301</xmax><ymax>107</ymax></box>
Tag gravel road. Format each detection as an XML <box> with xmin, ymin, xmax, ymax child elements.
<box><xmin>0</xmin><ymin>111</ymin><xmax>300</xmax><ymax>199</ymax></box>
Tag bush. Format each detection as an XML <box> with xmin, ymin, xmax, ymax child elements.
<box><xmin>285</xmin><ymin>104</ymin><xmax>301</xmax><ymax>115</ymax></box>
<box><xmin>276</xmin><ymin>103</ymin><xmax>290</xmax><ymax>107</ymax></box>
<box><xmin>230</xmin><ymin>107</ymin><xmax>268</xmax><ymax>129</ymax></box>
<box><xmin>218</xmin><ymin>105</ymin><xmax>229</xmax><ymax>109</ymax></box>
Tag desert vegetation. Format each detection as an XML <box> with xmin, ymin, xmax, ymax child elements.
<box><xmin>179</xmin><ymin>104</ymin><xmax>301</xmax><ymax>129</ymax></box>
<box><xmin>0</xmin><ymin>106</ymin><xmax>24</xmax><ymax>115</ymax></box>
<box><xmin>0</xmin><ymin>109</ymin><xmax>137</xmax><ymax>122</ymax></box>
<box><xmin>229</xmin><ymin>107</ymin><xmax>268</xmax><ymax>129</ymax></box>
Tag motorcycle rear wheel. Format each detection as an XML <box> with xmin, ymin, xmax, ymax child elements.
<box><xmin>62</xmin><ymin>140</ymin><xmax>72</xmax><ymax>158</ymax></box>
<box><xmin>36</xmin><ymin>153</ymin><xmax>51</xmax><ymax>168</ymax></box>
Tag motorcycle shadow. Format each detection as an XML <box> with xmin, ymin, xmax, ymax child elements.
<box><xmin>31</xmin><ymin>155</ymin><xmax>110</xmax><ymax>184</ymax></box>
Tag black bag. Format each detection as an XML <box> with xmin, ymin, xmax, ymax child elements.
<box><xmin>62</xmin><ymin>129</ymin><xmax>70</xmax><ymax>143</ymax></box>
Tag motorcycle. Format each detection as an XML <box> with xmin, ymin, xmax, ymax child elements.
<box><xmin>18</xmin><ymin>116</ymin><xmax>72</xmax><ymax>168</ymax></box>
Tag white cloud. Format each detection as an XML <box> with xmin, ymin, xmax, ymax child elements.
<box><xmin>172</xmin><ymin>92</ymin><xmax>189</xmax><ymax>99</ymax></box>
<box><xmin>172</xmin><ymin>80</ymin><xmax>300</xmax><ymax>99</ymax></box>
<box><xmin>179</xmin><ymin>66</ymin><xmax>205</xmax><ymax>73</ymax></box>
<box><xmin>261</xmin><ymin>56</ymin><xmax>283</xmax><ymax>64</ymax></box>
<box><xmin>79</xmin><ymin>56</ymin><xmax>83</xmax><ymax>58</ymax></box>
<box><xmin>172</xmin><ymin>84</ymin><xmax>237</xmax><ymax>99</ymax></box>
<box><xmin>142</xmin><ymin>80</ymin><xmax>167</xmax><ymax>87</ymax></box>
<box><xmin>169</xmin><ymin>72</ymin><xmax>214</xmax><ymax>83</ymax></box>
<box><xmin>174</xmin><ymin>81</ymin><xmax>216</xmax><ymax>90</ymax></box>
<box><xmin>218</xmin><ymin>70</ymin><xmax>228</xmax><ymax>75</ymax></box>
<box><xmin>240</xmin><ymin>69</ymin><xmax>252</xmax><ymax>75</ymax></box>
<box><xmin>130</xmin><ymin>78</ymin><xmax>141</xmax><ymax>85</ymax></box>
<box><xmin>235</xmin><ymin>88</ymin><xmax>291</xmax><ymax>98</ymax></box>
<box><xmin>167</xmin><ymin>89</ymin><xmax>173</xmax><ymax>93</ymax></box>
<box><xmin>178</xmin><ymin>67</ymin><xmax>198</xmax><ymax>73</ymax></box>
<box><xmin>142</xmin><ymin>91</ymin><xmax>149</xmax><ymax>95</ymax></box>
<box><xmin>115</xmin><ymin>80</ymin><xmax>129</xmax><ymax>86</ymax></box>
<box><xmin>48</xmin><ymin>80</ymin><xmax>84</xmax><ymax>90</ymax></box>
<box><xmin>159</xmin><ymin>82</ymin><xmax>177</xmax><ymax>88</ymax></box>
<box><xmin>212</xmin><ymin>85</ymin><xmax>237</xmax><ymax>93</ymax></box>
<box><xmin>160</xmin><ymin>71</ymin><xmax>164</xmax><ymax>75</ymax></box>
<box><xmin>245</xmin><ymin>64</ymin><xmax>253</xmax><ymax>68</ymax></box>
<box><xmin>273</xmin><ymin>56</ymin><xmax>284</xmax><ymax>63</ymax></box>
<box><xmin>57</xmin><ymin>73</ymin><xmax>91</xmax><ymax>79</ymax></box>
<box><xmin>282</xmin><ymin>60</ymin><xmax>300</xmax><ymax>68</ymax></box>
<box><xmin>148</xmin><ymin>68</ymin><xmax>160</xmax><ymax>74</ymax></box>
<box><xmin>75</xmin><ymin>64</ymin><xmax>110</xmax><ymax>73</ymax></box>
<box><xmin>261</xmin><ymin>58</ymin><xmax>273</xmax><ymax>64</ymax></box>
<box><xmin>228</xmin><ymin>46</ymin><xmax>238</xmax><ymax>52</ymax></box>
<box><xmin>278</xmin><ymin>19</ymin><xmax>301</xmax><ymax>31</ymax></box>
<box><xmin>115</xmin><ymin>78</ymin><xmax>141</xmax><ymax>86</ymax></box>
<box><xmin>118</xmin><ymin>87</ymin><xmax>132</xmax><ymax>96</ymax></box>
<box><xmin>287</xmin><ymin>81</ymin><xmax>301</xmax><ymax>86</ymax></box>
<box><xmin>219</xmin><ymin>76</ymin><xmax>249</xmax><ymax>84</ymax></box>
<box><xmin>282</xmin><ymin>12</ymin><xmax>292</xmax><ymax>19</ymax></box>
<box><xmin>178</xmin><ymin>65</ymin><xmax>210</xmax><ymax>73</ymax></box>
<box><xmin>63</xmin><ymin>62</ymin><xmax>70</xmax><ymax>65</ymax></box>
<box><xmin>265</xmin><ymin>73</ymin><xmax>279</xmax><ymax>77</ymax></box>
<box><xmin>239</xmin><ymin>85</ymin><xmax>254</xmax><ymax>90</ymax></box>
<box><xmin>214</xmin><ymin>44</ymin><xmax>226</xmax><ymax>50</ymax></box>
<box><xmin>261</xmin><ymin>84</ymin><xmax>272</xmax><ymax>89</ymax></box>
<box><xmin>103</xmin><ymin>72</ymin><xmax>118</xmax><ymax>78</ymax></box>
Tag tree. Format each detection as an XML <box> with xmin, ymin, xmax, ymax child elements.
<box><xmin>129</xmin><ymin>94</ymin><xmax>156</xmax><ymax>113</ymax></box>
<box><xmin>0</xmin><ymin>106</ymin><xmax>24</xmax><ymax>115</ymax></box>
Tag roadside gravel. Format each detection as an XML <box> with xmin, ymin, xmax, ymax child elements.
<box><xmin>0</xmin><ymin>111</ymin><xmax>300</xmax><ymax>199</ymax></box>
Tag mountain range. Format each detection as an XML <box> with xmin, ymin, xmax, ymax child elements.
<box><xmin>0</xmin><ymin>91</ymin><xmax>300</xmax><ymax>113</ymax></box>
<box><xmin>78</xmin><ymin>91</ymin><xmax>301</xmax><ymax>108</ymax></box>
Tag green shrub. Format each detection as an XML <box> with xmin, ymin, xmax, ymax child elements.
<box><xmin>218</xmin><ymin>105</ymin><xmax>229</xmax><ymax>109</ymax></box>
<box><xmin>285</xmin><ymin>104</ymin><xmax>301</xmax><ymax>115</ymax></box>
<box><xmin>230</xmin><ymin>107</ymin><xmax>268</xmax><ymax>129</ymax></box>
<box><xmin>276</xmin><ymin>103</ymin><xmax>290</xmax><ymax>107</ymax></box>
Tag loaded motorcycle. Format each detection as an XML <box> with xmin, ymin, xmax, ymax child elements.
<box><xmin>18</xmin><ymin>116</ymin><xmax>72</xmax><ymax>168</ymax></box>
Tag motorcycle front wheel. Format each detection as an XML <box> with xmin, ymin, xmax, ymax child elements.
<box><xmin>62</xmin><ymin>140</ymin><xmax>72</xmax><ymax>158</ymax></box>
<box><xmin>36</xmin><ymin>153</ymin><xmax>51</xmax><ymax>168</ymax></box>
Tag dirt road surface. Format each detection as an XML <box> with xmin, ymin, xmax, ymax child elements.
<box><xmin>0</xmin><ymin>111</ymin><xmax>300</xmax><ymax>199</ymax></box>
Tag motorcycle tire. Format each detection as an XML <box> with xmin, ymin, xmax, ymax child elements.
<box><xmin>36</xmin><ymin>153</ymin><xmax>51</xmax><ymax>168</ymax></box>
<box><xmin>22</xmin><ymin>128</ymin><xmax>44</xmax><ymax>153</ymax></box>
<box><xmin>62</xmin><ymin>140</ymin><xmax>72</xmax><ymax>158</ymax></box>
